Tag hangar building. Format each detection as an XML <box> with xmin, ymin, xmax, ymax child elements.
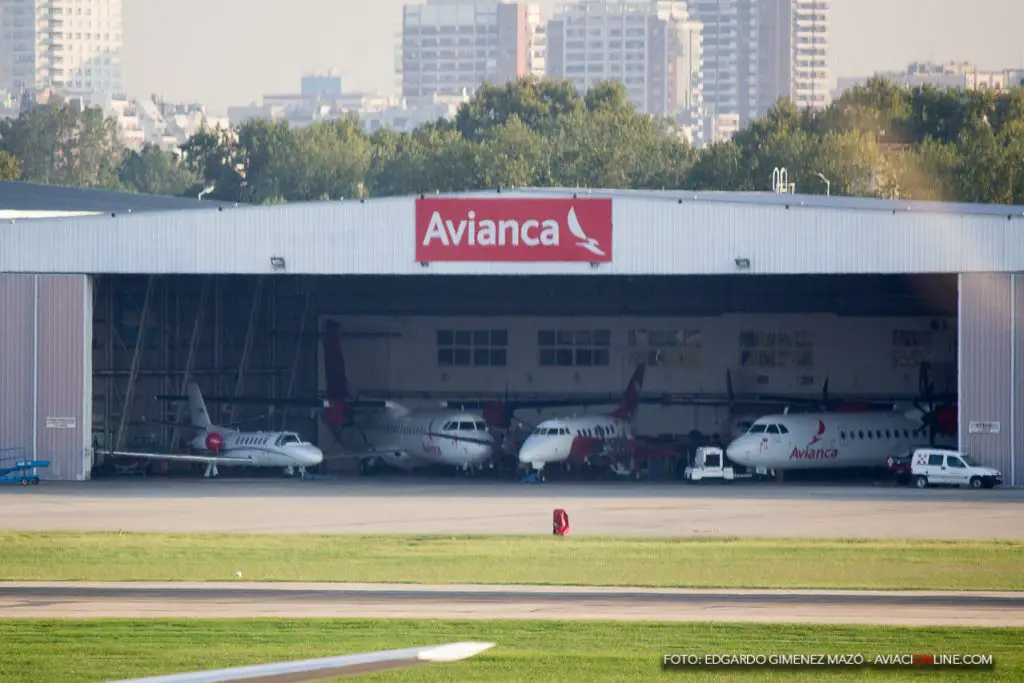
<box><xmin>1</xmin><ymin>181</ymin><xmax>1022</xmax><ymax>484</ymax></box>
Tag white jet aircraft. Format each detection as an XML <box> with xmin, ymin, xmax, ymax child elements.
<box><xmin>159</xmin><ymin>320</ymin><xmax>497</xmax><ymax>475</ymax></box>
<box><xmin>105</xmin><ymin>641</ymin><xmax>494</xmax><ymax>682</ymax></box>
<box><xmin>517</xmin><ymin>364</ymin><xmax>646</xmax><ymax>479</ymax></box>
<box><xmin>108</xmin><ymin>383</ymin><xmax>324</xmax><ymax>478</ymax></box>
<box><xmin>725</xmin><ymin>408</ymin><xmax>956</xmax><ymax>472</ymax></box>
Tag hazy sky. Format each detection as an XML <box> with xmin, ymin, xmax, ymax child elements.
<box><xmin>123</xmin><ymin>0</ymin><xmax>1024</xmax><ymax>114</ymax></box>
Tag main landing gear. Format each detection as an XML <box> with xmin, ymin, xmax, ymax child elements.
<box><xmin>202</xmin><ymin>463</ymin><xmax>220</xmax><ymax>478</ymax></box>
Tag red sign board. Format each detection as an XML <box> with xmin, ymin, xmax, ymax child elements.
<box><xmin>415</xmin><ymin>197</ymin><xmax>613</xmax><ymax>263</ymax></box>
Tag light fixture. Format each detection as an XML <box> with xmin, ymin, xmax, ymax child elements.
<box><xmin>270</xmin><ymin>256</ymin><xmax>286</xmax><ymax>270</ymax></box>
<box><xmin>734</xmin><ymin>257</ymin><xmax>751</xmax><ymax>270</ymax></box>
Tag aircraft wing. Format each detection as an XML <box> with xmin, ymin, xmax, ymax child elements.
<box><xmin>103</xmin><ymin>641</ymin><xmax>494</xmax><ymax>682</ymax></box>
<box><xmin>104</xmin><ymin>451</ymin><xmax>253</xmax><ymax>466</ymax></box>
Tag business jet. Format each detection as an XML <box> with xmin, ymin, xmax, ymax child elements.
<box><xmin>107</xmin><ymin>641</ymin><xmax>494</xmax><ymax>682</ymax></box>
<box><xmin>158</xmin><ymin>320</ymin><xmax>496</xmax><ymax>476</ymax></box>
<box><xmin>517</xmin><ymin>364</ymin><xmax>649</xmax><ymax>480</ymax></box>
<box><xmin>108</xmin><ymin>384</ymin><xmax>324</xmax><ymax>478</ymax></box>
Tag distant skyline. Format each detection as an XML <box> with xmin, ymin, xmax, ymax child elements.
<box><xmin>123</xmin><ymin>0</ymin><xmax>1024</xmax><ymax>114</ymax></box>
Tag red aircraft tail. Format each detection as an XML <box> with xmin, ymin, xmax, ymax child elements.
<box><xmin>609</xmin><ymin>364</ymin><xmax>646</xmax><ymax>422</ymax></box>
<box><xmin>322</xmin><ymin>320</ymin><xmax>351</xmax><ymax>428</ymax></box>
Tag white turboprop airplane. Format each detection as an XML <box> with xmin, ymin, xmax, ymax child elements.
<box><xmin>106</xmin><ymin>641</ymin><xmax>494</xmax><ymax>682</ymax></box>
<box><xmin>724</xmin><ymin>408</ymin><xmax>956</xmax><ymax>472</ymax></box>
<box><xmin>159</xmin><ymin>320</ymin><xmax>497</xmax><ymax>475</ymax></box>
<box><xmin>517</xmin><ymin>364</ymin><xmax>646</xmax><ymax>480</ymax></box>
<box><xmin>109</xmin><ymin>383</ymin><xmax>324</xmax><ymax>478</ymax></box>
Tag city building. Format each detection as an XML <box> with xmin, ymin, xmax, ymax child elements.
<box><xmin>690</xmin><ymin>0</ymin><xmax>830</xmax><ymax>130</ymax></box>
<box><xmin>399</xmin><ymin>0</ymin><xmax>545</xmax><ymax>100</ymax></box>
<box><xmin>0</xmin><ymin>0</ymin><xmax>124</xmax><ymax>104</ymax></box>
<box><xmin>545</xmin><ymin>1</ymin><xmax>704</xmax><ymax>133</ymax></box>
<box><xmin>835</xmin><ymin>62</ymin><xmax>1024</xmax><ymax>98</ymax></box>
<box><xmin>227</xmin><ymin>76</ymin><xmax>469</xmax><ymax>134</ymax></box>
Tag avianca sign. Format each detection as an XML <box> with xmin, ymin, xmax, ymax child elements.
<box><xmin>415</xmin><ymin>198</ymin><xmax>613</xmax><ymax>262</ymax></box>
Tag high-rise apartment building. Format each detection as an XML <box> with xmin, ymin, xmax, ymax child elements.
<box><xmin>690</xmin><ymin>0</ymin><xmax>829</xmax><ymax>128</ymax></box>
<box><xmin>0</xmin><ymin>0</ymin><xmax>123</xmax><ymax>101</ymax></box>
<box><xmin>791</xmin><ymin>0</ymin><xmax>828</xmax><ymax>111</ymax></box>
<box><xmin>545</xmin><ymin>0</ymin><xmax>704</xmax><ymax>122</ymax></box>
<box><xmin>400</xmin><ymin>0</ymin><xmax>545</xmax><ymax>100</ymax></box>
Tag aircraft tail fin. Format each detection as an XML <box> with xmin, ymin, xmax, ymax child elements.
<box><xmin>187</xmin><ymin>383</ymin><xmax>213</xmax><ymax>430</ymax></box>
<box><xmin>609</xmin><ymin>363</ymin><xmax>646</xmax><ymax>422</ymax></box>
<box><xmin>322</xmin><ymin>320</ymin><xmax>351</xmax><ymax>404</ymax></box>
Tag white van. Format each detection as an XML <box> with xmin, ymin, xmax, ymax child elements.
<box><xmin>909</xmin><ymin>448</ymin><xmax>1003</xmax><ymax>489</ymax></box>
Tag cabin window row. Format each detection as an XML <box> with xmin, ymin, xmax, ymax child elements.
<box><xmin>841</xmin><ymin>428</ymin><xmax>913</xmax><ymax>441</ymax></box>
<box><xmin>535</xmin><ymin>423</ymin><xmax>625</xmax><ymax>438</ymax></box>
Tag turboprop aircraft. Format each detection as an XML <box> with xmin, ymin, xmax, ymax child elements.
<box><xmin>105</xmin><ymin>641</ymin><xmax>494</xmax><ymax>682</ymax></box>
<box><xmin>157</xmin><ymin>320</ymin><xmax>496</xmax><ymax>475</ymax></box>
<box><xmin>516</xmin><ymin>364</ymin><xmax>652</xmax><ymax>480</ymax></box>
<box><xmin>725</xmin><ymin>363</ymin><xmax>957</xmax><ymax>472</ymax></box>
<box><xmin>106</xmin><ymin>383</ymin><xmax>323</xmax><ymax>478</ymax></box>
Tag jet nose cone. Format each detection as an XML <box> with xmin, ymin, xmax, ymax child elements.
<box><xmin>517</xmin><ymin>438</ymin><xmax>539</xmax><ymax>464</ymax></box>
<box><xmin>725</xmin><ymin>440</ymin><xmax>749</xmax><ymax>465</ymax></box>
<box><xmin>303</xmin><ymin>446</ymin><xmax>324</xmax><ymax>465</ymax></box>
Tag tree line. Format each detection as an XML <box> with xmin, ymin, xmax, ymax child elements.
<box><xmin>2</xmin><ymin>77</ymin><xmax>1023</xmax><ymax>205</ymax></box>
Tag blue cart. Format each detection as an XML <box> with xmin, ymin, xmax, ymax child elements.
<box><xmin>0</xmin><ymin>448</ymin><xmax>49</xmax><ymax>485</ymax></box>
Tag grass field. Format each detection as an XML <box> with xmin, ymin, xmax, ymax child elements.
<box><xmin>2</xmin><ymin>532</ymin><xmax>1023</xmax><ymax>589</ymax></box>
<box><xmin>0</xmin><ymin>620</ymin><xmax>1019</xmax><ymax>682</ymax></box>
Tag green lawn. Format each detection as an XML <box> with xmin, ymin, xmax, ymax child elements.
<box><xmin>0</xmin><ymin>620</ymin><xmax>1019</xmax><ymax>682</ymax></box>
<box><xmin>2</xmin><ymin>532</ymin><xmax>1023</xmax><ymax>589</ymax></box>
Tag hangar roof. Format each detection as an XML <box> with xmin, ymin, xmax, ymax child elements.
<box><xmin>0</xmin><ymin>180</ymin><xmax>222</xmax><ymax>219</ymax></box>
<box><xmin>2</xmin><ymin>186</ymin><xmax>1024</xmax><ymax>276</ymax></box>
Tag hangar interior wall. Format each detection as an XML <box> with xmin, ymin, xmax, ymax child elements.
<box><xmin>959</xmin><ymin>273</ymin><xmax>1023</xmax><ymax>485</ymax></box>
<box><xmin>91</xmin><ymin>276</ymin><xmax>321</xmax><ymax>463</ymax></box>
<box><xmin>0</xmin><ymin>274</ymin><xmax>91</xmax><ymax>480</ymax></box>
<box><xmin>317</xmin><ymin>313</ymin><xmax>957</xmax><ymax>447</ymax></box>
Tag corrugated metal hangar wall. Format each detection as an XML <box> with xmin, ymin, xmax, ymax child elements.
<box><xmin>0</xmin><ymin>274</ymin><xmax>92</xmax><ymax>480</ymax></box>
<box><xmin>958</xmin><ymin>273</ymin><xmax>1024</xmax><ymax>486</ymax></box>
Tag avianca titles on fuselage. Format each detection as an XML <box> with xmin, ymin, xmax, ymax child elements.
<box><xmin>725</xmin><ymin>410</ymin><xmax>955</xmax><ymax>470</ymax></box>
<box><xmin>518</xmin><ymin>364</ymin><xmax>645</xmax><ymax>471</ymax></box>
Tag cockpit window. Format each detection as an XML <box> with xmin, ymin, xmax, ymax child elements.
<box><xmin>277</xmin><ymin>433</ymin><xmax>300</xmax><ymax>446</ymax></box>
<box><xmin>766</xmin><ymin>425</ymin><xmax>780</xmax><ymax>435</ymax></box>
<box><xmin>475</xmin><ymin>421</ymin><xmax>488</xmax><ymax>431</ymax></box>
<box><xmin>777</xmin><ymin>424</ymin><xmax>789</xmax><ymax>434</ymax></box>
<box><xmin>748</xmin><ymin>424</ymin><xmax>768</xmax><ymax>434</ymax></box>
<box><xmin>442</xmin><ymin>422</ymin><xmax>454</xmax><ymax>430</ymax></box>
<box><xmin>458</xmin><ymin>421</ymin><xmax>474</xmax><ymax>431</ymax></box>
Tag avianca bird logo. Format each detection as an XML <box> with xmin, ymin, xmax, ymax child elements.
<box><xmin>808</xmin><ymin>420</ymin><xmax>826</xmax><ymax>446</ymax></box>
<box><xmin>567</xmin><ymin>207</ymin><xmax>606</xmax><ymax>257</ymax></box>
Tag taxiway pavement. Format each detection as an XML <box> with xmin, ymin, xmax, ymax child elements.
<box><xmin>1</xmin><ymin>581</ymin><xmax>1021</xmax><ymax>626</ymax></box>
<box><xmin>1</xmin><ymin>478</ymin><xmax>1022</xmax><ymax>539</ymax></box>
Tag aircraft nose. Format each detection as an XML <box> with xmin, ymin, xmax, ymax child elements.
<box><xmin>725</xmin><ymin>439</ymin><xmax>751</xmax><ymax>465</ymax></box>
<box><xmin>517</xmin><ymin>438</ymin><xmax>540</xmax><ymax>464</ymax></box>
<box><xmin>303</xmin><ymin>446</ymin><xmax>324</xmax><ymax>465</ymax></box>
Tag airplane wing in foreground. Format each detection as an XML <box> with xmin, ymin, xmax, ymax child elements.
<box><xmin>103</xmin><ymin>641</ymin><xmax>495</xmax><ymax>682</ymax></box>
